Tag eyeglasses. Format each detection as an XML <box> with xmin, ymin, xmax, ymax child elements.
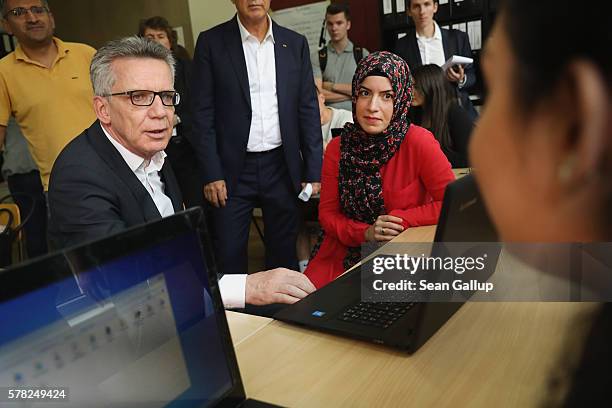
<box><xmin>105</xmin><ymin>90</ymin><xmax>180</xmax><ymax>107</ymax></box>
<box><xmin>3</xmin><ymin>6</ymin><xmax>49</xmax><ymax>19</ymax></box>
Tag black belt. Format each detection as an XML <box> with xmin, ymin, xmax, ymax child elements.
<box><xmin>246</xmin><ymin>146</ymin><xmax>282</xmax><ymax>155</ymax></box>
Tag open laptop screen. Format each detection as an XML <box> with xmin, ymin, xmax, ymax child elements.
<box><xmin>0</xmin><ymin>213</ymin><xmax>238</xmax><ymax>407</ymax></box>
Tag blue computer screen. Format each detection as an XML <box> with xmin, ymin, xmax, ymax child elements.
<box><xmin>0</xmin><ymin>232</ymin><xmax>234</xmax><ymax>407</ymax></box>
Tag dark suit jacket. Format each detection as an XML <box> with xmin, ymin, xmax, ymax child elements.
<box><xmin>190</xmin><ymin>15</ymin><xmax>322</xmax><ymax>194</ymax></box>
<box><xmin>394</xmin><ymin>27</ymin><xmax>476</xmax><ymax>111</ymax></box>
<box><xmin>48</xmin><ymin>121</ymin><xmax>183</xmax><ymax>249</ymax></box>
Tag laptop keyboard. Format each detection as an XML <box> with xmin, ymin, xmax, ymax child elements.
<box><xmin>337</xmin><ymin>302</ymin><xmax>416</xmax><ymax>329</ymax></box>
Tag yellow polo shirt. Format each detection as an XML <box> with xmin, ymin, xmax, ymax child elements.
<box><xmin>0</xmin><ymin>37</ymin><xmax>96</xmax><ymax>190</ymax></box>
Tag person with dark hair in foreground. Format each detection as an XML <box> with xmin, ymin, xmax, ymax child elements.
<box><xmin>411</xmin><ymin>64</ymin><xmax>474</xmax><ymax>168</ymax></box>
<box><xmin>470</xmin><ymin>0</ymin><xmax>611</xmax><ymax>405</ymax></box>
<box><xmin>305</xmin><ymin>51</ymin><xmax>455</xmax><ymax>288</ymax></box>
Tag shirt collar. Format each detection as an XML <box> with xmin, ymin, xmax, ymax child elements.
<box><xmin>237</xmin><ymin>14</ymin><xmax>275</xmax><ymax>44</ymax></box>
<box><xmin>14</xmin><ymin>37</ymin><xmax>69</xmax><ymax>67</ymax></box>
<box><xmin>416</xmin><ymin>22</ymin><xmax>442</xmax><ymax>41</ymax></box>
<box><xmin>100</xmin><ymin>123</ymin><xmax>167</xmax><ymax>173</ymax></box>
<box><xmin>328</xmin><ymin>39</ymin><xmax>354</xmax><ymax>53</ymax></box>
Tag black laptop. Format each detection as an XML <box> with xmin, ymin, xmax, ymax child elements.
<box><xmin>274</xmin><ymin>174</ymin><xmax>500</xmax><ymax>353</ymax></box>
<box><xmin>0</xmin><ymin>208</ymin><xmax>279</xmax><ymax>407</ymax></box>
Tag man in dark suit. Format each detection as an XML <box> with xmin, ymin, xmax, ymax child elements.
<box><xmin>394</xmin><ymin>0</ymin><xmax>478</xmax><ymax>118</ymax></box>
<box><xmin>49</xmin><ymin>36</ymin><xmax>315</xmax><ymax>309</ymax></box>
<box><xmin>191</xmin><ymin>0</ymin><xmax>322</xmax><ymax>275</ymax></box>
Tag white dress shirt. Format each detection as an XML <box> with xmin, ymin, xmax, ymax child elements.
<box><xmin>101</xmin><ymin>124</ymin><xmax>247</xmax><ymax>308</ymax></box>
<box><xmin>237</xmin><ymin>15</ymin><xmax>283</xmax><ymax>152</ymax></box>
<box><xmin>415</xmin><ymin>22</ymin><xmax>446</xmax><ymax>67</ymax></box>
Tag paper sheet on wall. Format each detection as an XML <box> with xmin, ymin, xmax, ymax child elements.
<box><xmin>272</xmin><ymin>1</ymin><xmax>330</xmax><ymax>53</ymax></box>
<box><xmin>383</xmin><ymin>0</ymin><xmax>393</xmax><ymax>15</ymax></box>
<box><xmin>172</xmin><ymin>26</ymin><xmax>186</xmax><ymax>48</ymax></box>
<box><xmin>396</xmin><ymin>0</ymin><xmax>406</xmax><ymax>13</ymax></box>
<box><xmin>454</xmin><ymin>22</ymin><xmax>467</xmax><ymax>33</ymax></box>
<box><xmin>439</xmin><ymin>0</ymin><xmax>449</xmax><ymax>4</ymax></box>
<box><xmin>467</xmin><ymin>20</ymin><xmax>482</xmax><ymax>50</ymax></box>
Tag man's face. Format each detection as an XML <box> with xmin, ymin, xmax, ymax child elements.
<box><xmin>232</xmin><ymin>0</ymin><xmax>271</xmax><ymax>25</ymax></box>
<box><xmin>326</xmin><ymin>12</ymin><xmax>351</xmax><ymax>43</ymax></box>
<box><xmin>2</xmin><ymin>0</ymin><xmax>55</xmax><ymax>47</ymax></box>
<box><xmin>407</xmin><ymin>0</ymin><xmax>438</xmax><ymax>31</ymax></box>
<box><xmin>143</xmin><ymin>28</ymin><xmax>172</xmax><ymax>51</ymax></box>
<box><xmin>102</xmin><ymin>58</ymin><xmax>175</xmax><ymax>159</ymax></box>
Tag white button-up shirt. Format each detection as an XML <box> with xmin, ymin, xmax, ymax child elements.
<box><xmin>416</xmin><ymin>22</ymin><xmax>446</xmax><ymax>67</ymax></box>
<box><xmin>237</xmin><ymin>15</ymin><xmax>282</xmax><ymax>152</ymax></box>
<box><xmin>101</xmin><ymin>123</ymin><xmax>247</xmax><ymax>308</ymax></box>
<box><xmin>102</xmin><ymin>124</ymin><xmax>174</xmax><ymax>218</ymax></box>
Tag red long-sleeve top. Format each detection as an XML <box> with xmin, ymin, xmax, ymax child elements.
<box><xmin>305</xmin><ymin>124</ymin><xmax>455</xmax><ymax>288</ymax></box>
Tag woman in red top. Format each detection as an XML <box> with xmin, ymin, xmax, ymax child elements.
<box><xmin>305</xmin><ymin>51</ymin><xmax>455</xmax><ymax>289</ymax></box>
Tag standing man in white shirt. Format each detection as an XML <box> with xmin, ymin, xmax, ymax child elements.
<box><xmin>48</xmin><ymin>36</ymin><xmax>315</xmax><ymax>310</ymax></box>
<box><xmin>190</xmin><ymin>0</ymin><xmax>322</xmax><ymax>276</ymax></box>
<box><xmin>394</xmin><ymin>0</ymin><xmax>478</xmax><ymax>118</ymax></box>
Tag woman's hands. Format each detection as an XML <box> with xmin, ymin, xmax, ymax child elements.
<box><xmin>365</xmin><ymin>215</ymin><xmax>405</xmax><ymax>242</ymax></box>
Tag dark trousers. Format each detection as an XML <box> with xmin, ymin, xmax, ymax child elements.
<box><xmin>457</xmin><ymin>89</ymin><xmax>479</xmax><ymax>121</ymax></box>
<box><xmin>211</xmin><ymin>147</ymin><xmax>299</xmax><ymax>275</ymax></box>
<box><xmin>7</xmin><ymin>170</ymin><xmax>48</xmax><ymax>258</ymax></box>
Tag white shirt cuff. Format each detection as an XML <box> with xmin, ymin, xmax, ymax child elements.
<box><xmin>219</xmin><ymin>274</ymin><xmax>247</xmax><ymax>309</ymax></box>
<box><xmin>458</xmin><ymin>75</ymin><xmax>467</xmax><ymax>88</ymax></box>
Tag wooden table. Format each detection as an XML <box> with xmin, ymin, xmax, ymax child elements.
<box><xmin>226</xmin><ymin>310</ymin><xmax>273</xmax><ymax>346</ymax></box>
<box><xmin>226</xmin><ymin>226</ymin><xmax>596</xmax><ymax>407</ymax></box>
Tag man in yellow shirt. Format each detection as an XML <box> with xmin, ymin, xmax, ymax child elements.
<box><xmin>0</xmin><ymin>0</ymin><xmax>96</xmax><ymax>191</ymax></box>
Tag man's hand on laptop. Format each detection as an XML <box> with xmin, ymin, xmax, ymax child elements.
<box><xmin>246</xmin><ymin>268</ymin><xmax>316</xmax><ymax>305</ymax></box>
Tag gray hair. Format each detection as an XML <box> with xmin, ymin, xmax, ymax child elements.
<box><xmin>1</xmin><ymin>0</ymin><xmax>49</xmax><ymax>16</ymax></box>
<box><xmin>90</xmin><ymin>35</ymin><xmax>175</xmax><ymax>96</ymax></box>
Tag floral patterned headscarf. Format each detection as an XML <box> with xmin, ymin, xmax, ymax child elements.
<box><xmin>338</xmin><ymin>51</ymin><xmax>414</xmax><ymax>269</ymax></box>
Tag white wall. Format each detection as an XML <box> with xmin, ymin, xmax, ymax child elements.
<box><xmin>188</xmin><ymin>0</ymin><xmax>236</xmax><ymax>44</ymax></box>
